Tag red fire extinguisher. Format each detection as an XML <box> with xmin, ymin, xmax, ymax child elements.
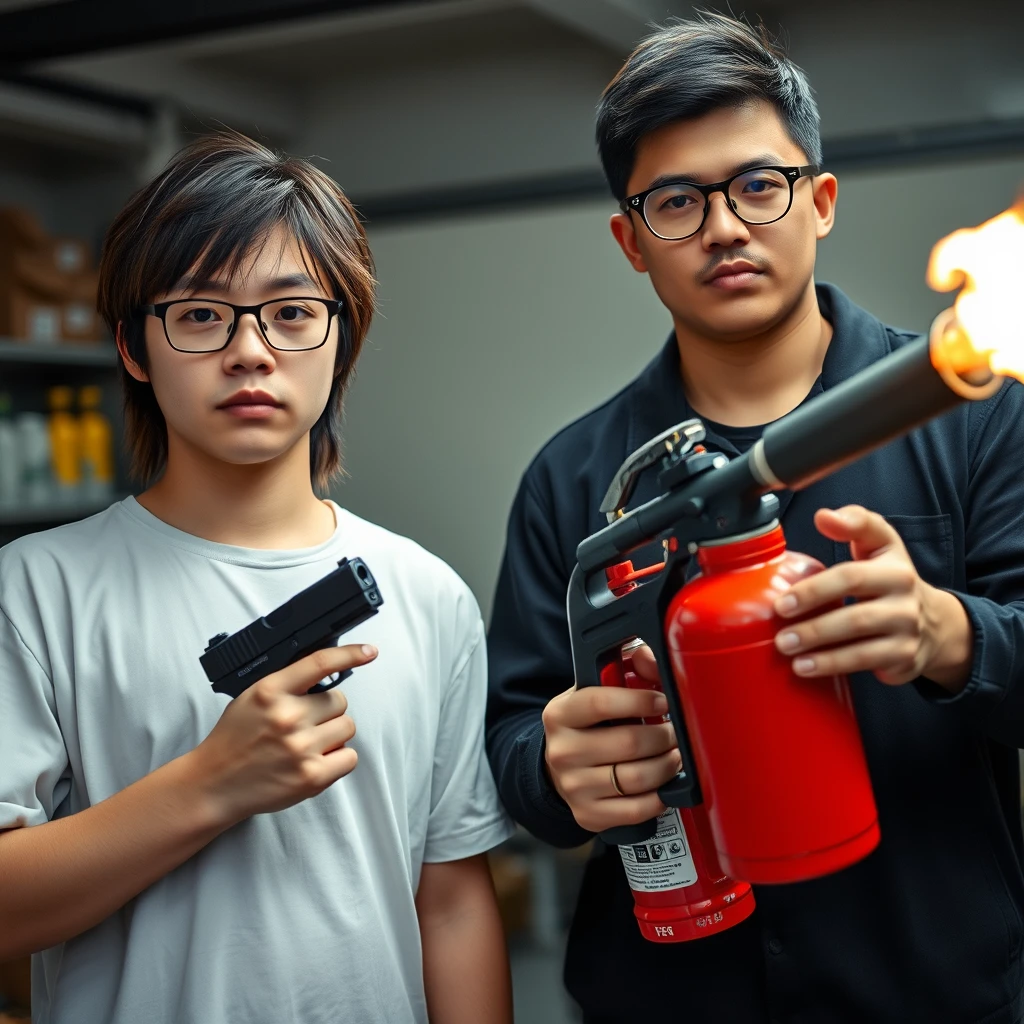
<box><xmin>599</xmin><ymin>599</ymin><xmax>755</xmax><ymax>942</ymax></box>
<box><xmin>568</xmin><ymin>420</ymin><xmax>881</xmax><ymax>927</ymax></box>
<box><xmin>664</xmin><ymin>523</ymin><xmax>880</xmax><ymax>884</ymax></box>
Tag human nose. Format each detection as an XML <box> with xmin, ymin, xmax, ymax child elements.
<box><xmin>223</xmin><ymin>311</ymin><xmax>277</xmax><ymax>371</ymax></box>
<box><xmin>700</xmin><ymin>189</ymin><xmax>750</xmax><ymax>249</ymax></box>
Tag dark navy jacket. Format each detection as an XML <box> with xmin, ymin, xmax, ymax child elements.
<box><xmin>486</xmin><ymin>284</ymin><xmax>1024</xmax><ymax>1024</ymax></box>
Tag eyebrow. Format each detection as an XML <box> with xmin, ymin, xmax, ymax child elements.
<box><xmin>174</xmin><ymin>273</ymin><xmax>321</xmax><ymax>295</ymax></box>
<box><xmin>643</xmin><ymin>154</ymin><xmax>786</xmax><ymax>191</ymax></box>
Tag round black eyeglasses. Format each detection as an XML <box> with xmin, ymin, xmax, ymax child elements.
<box><xmin>139</xmin><ymin>297</ymin><xmax>344</xmax><ymax>353</ymax></box>
<box><xmin>622</xmin><ymin>164</ymin><xmax>821</xmax><ymax>241</ymax></box>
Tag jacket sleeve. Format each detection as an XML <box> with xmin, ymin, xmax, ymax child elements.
<box><xmin>918</xmin><ymin>380</ymin><xmax>1024</xmax><ymax>745</ymax></box>
<box><xmin>485</xmin><ymin>470</ymin><xmax>593</xmax><ymax>848</ymax></box>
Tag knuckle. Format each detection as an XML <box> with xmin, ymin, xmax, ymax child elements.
<box><xmin>298</xmin><ymin>759</ymin><xmax>323</xmax><ymax>790</ymax></box>
<box><xmin>894</xmin><ymin>564</ymin><xmax>916</xmax><ymax>588</ymax></box>
<box><xmin>283</xmin><ymin>732</ymin><xmax>307</xmax><ymax>759</ymax></box>
<box><xmin>843</xmin><ymin>563</ymin><xmax>865</xmax><ymax>590</ymax></box>
<box><xmin>591</xmin><ymin>689</ymin><xmax>616</xmax><ymax>721</ymax></box>
<box><xmin>850</xmin><ymin>605</ymin><xmax>874</xmax><ymax>634</ymax></box>
<box><xmin>541</xmin><ymin>701</ymin><xmax>560</xmax><ymax>731</ymax></box>
<box><xmin>616</xmin><ymin>732</ymin><xmax>642</xmax><ymax>762</ymax></box>
<box><xmin>799</xmin><ymin>621</ymin><xmax>820</xmax><ymax>646</ymax></box>
<box><xmin>624</xmin><ymin>801</ymin><xmax>656</xmax><ymax>826</ymax></box>
<box><xmin>560</xmin><ymin>773</ymin><xmax>584</xmax><ymax>801</ymax></box>
<box><xmin>309</xmin><ymin>649</ymin><xmax>337</xmax><ymax>678</ymax></box>
<box><xmin>269</xmin><ymin>707</ymin><xmax>302</xmax><ymax>735</ymax></box>
<box><xmin>545</xmin><ymin>743</ymin><xmax>567</xmax><ymax>769</ymax></box>
<box><xmin>251</xmin><ymin>681</ymin><xmax>277</xmax><ymax>709</ymax></box>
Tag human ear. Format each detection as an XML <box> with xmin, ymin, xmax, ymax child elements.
<box><xmin>610</xmin><ymin>212</ymin><xmax>649</xmax><ymax>273</ymax></box>
<box><xmin>812</xmin><ymin>172</ymin><xmax>838</xmax><ymax>241</ymax></box>
<box><xmin>115</xmin><ymin>322</ymin><xmax>150</xmax><ymax>383</ymax></box>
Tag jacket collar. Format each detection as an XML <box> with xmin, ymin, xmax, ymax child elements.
<box><xmin>625</xmin><ymin>282</ymin><xmax>898</xmax><ymax>458</ymax></box>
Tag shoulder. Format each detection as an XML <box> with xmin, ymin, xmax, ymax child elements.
<box><xmin>0</xmin><ymin>503</ymin><xmax>127</xmax><ymax>599</ymax></box>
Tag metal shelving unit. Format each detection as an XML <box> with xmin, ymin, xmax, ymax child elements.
<box><xmin>0</xmin><ymin>338</ymin><xmax>118</xmax><ymax>366</ymax></box>
<box><xmin>0</xmin><ymin>337</ymin><xmax>126</xmax><ymax>544</ymax></box>
<box><xmin>0</xmin><ymin>498</ymin><xmax>122</xmax><ymax>526</ymax></box>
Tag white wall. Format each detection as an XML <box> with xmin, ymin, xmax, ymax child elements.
<box><xmin>332</xmin><ymin>197</ymin><xmax>670</xmax><ymax>617</ymax></box>
<box><xmin>333</xmin><ymin>154</ymin><xmax>1024</xmax><ymax>619</ymax></box>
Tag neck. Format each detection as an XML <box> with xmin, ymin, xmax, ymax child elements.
<box><xmin>136</xmin><ymin>434</ymin><xmax>335</xmax><ymax>549</ymax></box>
<box><xmin>674</xmin><ymin>280</ymin><xmax>832</xmax><ymax>427</ymax></box>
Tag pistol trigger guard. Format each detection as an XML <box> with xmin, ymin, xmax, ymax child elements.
<box><xmin>306</xmin><ymin>667</ymin><xmax>353</xmax><ymax>694</ymax></box>
<box><xmin>599</xmin><ymin>418</ymin><xmax>706</xmax><ymax>523</ymax></box>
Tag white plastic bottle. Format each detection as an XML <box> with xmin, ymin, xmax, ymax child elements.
<box><xmin>16</xmin><ymin>411</ymin><xmax>53</xmax><ymax>507</ymax></box>
<box><xmin>0</xmin><ymin>392</ymin><xmax>19</xmax><ymax>510</ymax></box>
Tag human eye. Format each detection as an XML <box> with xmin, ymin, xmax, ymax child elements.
<box><xmin>656</xmin><ymin>189</ymin><xmax>699</xmax><ymax>213</ymax></box>
<box><xmin>176</xmin><ymin>303</ymin><xmax>225</xmax><ymax>326</ymax></box>
<box><xmin>738</xmin><ymin>170</ymin><xmax>786</xmax><ymax>195</ymax></box>
<box><xmin>274</xmin><ymin>302</ymin><xmax>316</xmax><ymax>323</ymax></box>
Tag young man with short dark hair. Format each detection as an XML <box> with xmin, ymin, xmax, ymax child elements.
<box><xmin>487</xmin><ymin>14</ymin><xmax>1024</xmax><ymax>1023</ymax></box>
<box><xmin>0</xmin><ymin>132</ymin><xmax>514</xmax><ymax>1024</ymax></box>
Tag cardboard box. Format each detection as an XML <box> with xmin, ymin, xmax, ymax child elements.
<box><xmin>0</xmin><ymin>206</ymin><xmax>100</xmax><ymax>343</ymax></box>
<box><xmin>0</xmin><ymin>269</ymin><xmax>100</xmax><ymax>344</ymax></box>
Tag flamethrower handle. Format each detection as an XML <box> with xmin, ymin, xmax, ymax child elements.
<box><xmin>567</xmin><ymin>560</ymin><xmax>703</xmax><ymax>847</ymax></box>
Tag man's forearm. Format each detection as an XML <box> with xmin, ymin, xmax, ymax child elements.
<box><xmin>0</xmin><ymin>751</ymin><xmax>231</xmax><ymax>960</ymax></box>
<box><xmin>418</xmin><ymin>856</ymin><xmax>513</xmax><ymax>1024</ymax></box>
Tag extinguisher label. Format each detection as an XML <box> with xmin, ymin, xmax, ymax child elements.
<box><xmin>617</xmin><ymin>808</ymin><xmax>698</xmax><ymax>891</ymax></box>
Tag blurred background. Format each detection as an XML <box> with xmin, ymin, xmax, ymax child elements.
<box><xmin>0</xmin><ymin>0</ymin><xmax>1022</xmax><ymax>1020</ymax></box>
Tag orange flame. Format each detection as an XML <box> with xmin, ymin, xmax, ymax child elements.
<box><xmin>927</xmin><ymin>195</ymin><xmax>1024</xmax><ymax>383</ymax></box>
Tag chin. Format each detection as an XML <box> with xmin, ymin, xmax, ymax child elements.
<box><xmin>683</xmin><ymin>292</ymin><xmax>795</xmax><ymax>341</ymax></box>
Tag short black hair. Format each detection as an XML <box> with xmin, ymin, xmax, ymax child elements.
<box><xmin>596</xmin><ymin>11</ymin><xmax>821</xmax><ymax>200</ymax></box>
<box><xmin>98</xmin><ymin>130</ymin><xmax>376</xmax><ymax>491</ymax></box>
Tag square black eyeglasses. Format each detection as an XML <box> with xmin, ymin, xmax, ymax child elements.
<box><xmin>138</xmin><ymin>297</ymin><xmax>344</xmax><ymax>353</ymax></box>
<box><xmin>622</xmin><ymin>164</ymin><xmax>821</xmax><ymax>241</ymax></box>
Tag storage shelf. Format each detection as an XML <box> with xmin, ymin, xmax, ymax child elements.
<box><xmin>0</xmin><ymin>498</ymin><xmax>124</xmax><ymax>525</ymax></box>
<box><xmin>0</xmin><ymin>339</ymin><xmax>117</xmax><ymax>367</ymax></box>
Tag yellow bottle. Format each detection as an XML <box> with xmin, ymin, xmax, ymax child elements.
<box><xmin>47</xmin><ymin>385</ymin><xmax>80</xmax><ymax>502</ymax></box>
<box><xmin>78</xmin><ymin>385</ymin><xmax>114</xmax><ymax>503</ymax></box>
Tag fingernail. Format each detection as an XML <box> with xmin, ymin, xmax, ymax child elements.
<box><xmin>776</xmin><ymin>595</ymin><xmax>798</xmax><ymax>615</ymax></box>
<box><xmin>361</xmin><ymin>644</ymin><xmax>378</xmax><ymax>658</ymax></box>
<box><xmin>777</xmin><ymin>631</ymin><xmax>801</xmax><ymax>653</ymax></box>
<box><xmin>653</xmin><ymin>693</ymin><xmax>669</xmax><ymax>712</ymax></box>
<box><xmin>793</xmin><ymin>657</ymin><xmax>816</xmax><ymax>675</ymax></box>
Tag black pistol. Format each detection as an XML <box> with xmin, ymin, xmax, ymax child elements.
<box><xmin>200</xmin><ymin>557</ymin><xmax>384</xmax><ymax>698</ymax></box>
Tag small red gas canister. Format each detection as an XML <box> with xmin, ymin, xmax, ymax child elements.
<box><xmin>665</xmin><ymin>523</ymin><xmax>880</xmax><ymax>884</ymax></box>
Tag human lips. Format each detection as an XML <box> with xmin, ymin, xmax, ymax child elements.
<box><xmin>216</xmin><ymin>390</ymin><xmax>283</xmax><ymax>418</ymax></box>
<box><xmin>704</xmin><ymin>260</ymin><xmax>764</xmax><ymax>289</ymax></box>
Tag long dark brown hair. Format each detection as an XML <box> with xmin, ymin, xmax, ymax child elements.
<box><xmin>97</xmin><ymin>130</ymin><xmax>376</xmax><ymax>491</ymax></box>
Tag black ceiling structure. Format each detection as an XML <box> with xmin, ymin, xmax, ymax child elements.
<box><xmin>0</xmin><ymin>0</ymin><xmax>440</xmax><ymax>64</ymax></box>
<box><xmin>0</xmin><ymin>0</ymin><xmax>1020</xmax><ymax>222</ymax></box>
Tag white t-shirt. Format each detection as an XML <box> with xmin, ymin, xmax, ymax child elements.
<box><xmin>0</xmin><ymin>497</ymin><xmax>514</xmax><ymax>1024</ymax></box>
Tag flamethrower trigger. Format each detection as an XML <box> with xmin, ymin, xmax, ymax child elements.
<box><xmin>200</xmin><ymin>557</ymin><xmax>384</xmax><ymax>699</ymax></box>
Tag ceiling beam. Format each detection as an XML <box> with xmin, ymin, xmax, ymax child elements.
<box><xmin>523</xmin><ymin>0</ymin><xmax>687</xmax><ymax>54</ymax></box>
<box><xmin>0</xmin><ymin>0</ymin><xmax>442</xmax><ymax>64</ymax></box>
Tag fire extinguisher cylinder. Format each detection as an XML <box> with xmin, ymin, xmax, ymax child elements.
<box><xmin>665</xmin><ymin>524</ymin><xmax>880</xmax><ymax>884</ymax></box>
